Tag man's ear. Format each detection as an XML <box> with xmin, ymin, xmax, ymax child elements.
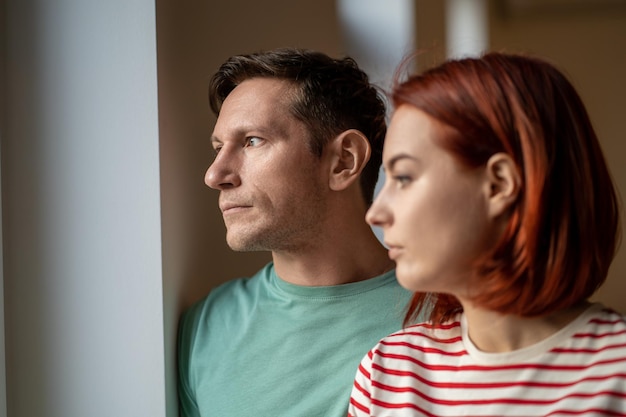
<box><xmin>485</xmin><ymin>152</ymin><xmax>521</xmax><ymax>218</ymax></box>
<box><xmin>328</xmin><ymin>129</ymin><xmax>371</xmax><ymax>191</ymax></box>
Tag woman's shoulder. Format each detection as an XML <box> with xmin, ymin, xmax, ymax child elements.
<box><xmin>580</xmin><ymin>303</ymin><xmax>626</xmax><ymax>338</ymax></box>
<box><xmin>372</xmin><ymin>315</ymin><xmax>466</xmax><ymax>357</ymax></box>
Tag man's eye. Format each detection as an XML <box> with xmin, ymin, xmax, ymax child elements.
<box><xmin>245</xmin><ymin>137</ymin><xmax>263</xmax><ymax>147</ymax></box>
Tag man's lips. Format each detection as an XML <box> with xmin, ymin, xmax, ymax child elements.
<box><xmin>219</xmin><ymin>203</ymin><xmax>252</xmax><ymax>214</ymax></box>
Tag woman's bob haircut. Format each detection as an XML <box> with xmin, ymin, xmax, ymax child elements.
<box><xmin>395</xmin><ymin>53</ymin><xmax>621</xmax><ymax>326</ymax></box>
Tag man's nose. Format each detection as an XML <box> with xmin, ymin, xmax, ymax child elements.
<box><xmin>204</xmin><ymin>149</ymin><xmax>241</xmax><ymax>190</ymax></box>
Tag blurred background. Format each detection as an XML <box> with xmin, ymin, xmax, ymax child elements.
<box><xmin>2</xmin><ymin>0</ymin><xmax>625</xmax><ymax>416</ymax></box>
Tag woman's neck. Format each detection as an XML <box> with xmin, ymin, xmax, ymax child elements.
<box><xmin>460</xmin><ymin>301</ymin><xmax>591</xmax><ymax>353</ymax></box>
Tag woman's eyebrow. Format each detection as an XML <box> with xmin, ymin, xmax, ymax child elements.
<box><xmin>386</xmin><ymin>153</ymin><xmax>417</xmax><ymax>171</ymax></box>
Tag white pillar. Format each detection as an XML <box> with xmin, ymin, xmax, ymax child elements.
<box><xmin>337</xmin><ymin>0</ymin><xmax>416</xmax><ymax>91</ymax></box>
<box><xmin>446</xmin><ymin>0</ymin><xmax>489</xmax><ymax>58</ymax></box>
<box><xmin>3</xmin><ymin>1</ymin><xmax>166</xmax><ymax>416</ymax></box>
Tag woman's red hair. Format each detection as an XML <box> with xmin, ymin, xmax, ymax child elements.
<box><xmin>393</xmin><ymin>53</ymin><xmax>621</xmax><ymax>326</ymax></box>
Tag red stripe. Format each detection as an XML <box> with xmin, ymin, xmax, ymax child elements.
<box><xmin>543</xmin><ymin>407</ymin><xmax>626</xmax><ymax>416</ymax></box>
<box><xmin>551</xmin><ymin>342</ymin><xmax>626</xmax><ymax>354</ymax></box>
<box><xmin>353</xmin><ymin>379</ymin><xmax>371</xmax><ymax>399</ymax></box>
<box><xmin>357</xmin><ymin>363</ymin><xmax>370</xmax><ymax>380</ymax></box>
<box><xmin>371</xmin><ymin>361</ymin><xmax>626</xmax><ymax>389</ymax></box>
<box><xmin>370</xmin><ymin>379</ymin><xmax>626</xmax><ymax>407</ymax></box>
<box><xmin>349</xmin><ymin>397</ymin><xmax>369</xmax><ymax>414</ymax></box>
<box><xmin>406</xmin><ymin>320</ymin><xmax>461</xmax><ymax>329</ymax></box>
<box><xmin>389</xmin><ymin>331</ymin><xmax>462</xmax><ymax>344</ymax></box>
<box><xmin>369</xmin><ymin>397</ymin><xmax>626</xmax><ymax>417</ymax></box>
<box><xmin>590</xmin><ymin>310</ymin><xmax>625</xmax><ymax>323</ymax></box>
<box><xmin>573</xmin><ymin>328</ymin><xmax>626</xmax><ymax>338</ymax></box>
<box><xmin>380</xmin><ymin>339</ymin><xmax>467</xmax><ymax>356</ymax></box>
<box><xmin>370</xmin><ymin>397</ymin><xmax>437</xmax><ymax>416</ymax></box>
<box><xmin>589</xmin><ymin>318</ymin><xmax>625</xmax><ymax>325</ymax></box>
<box><xmin>381</xmin><ymin>339</ymin><xmax>626</xmax><ymax>360</ymax></box>
<box><xmin>374</xmin><ymin>348</ymin><xmax>626</xmax><ymax>372</ymax></box>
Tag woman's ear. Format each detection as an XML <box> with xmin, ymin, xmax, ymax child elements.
<box><xmin>485</xmin><ymin>152</ymin><xmax>521</xmax><ymax>218</ymax></box>
<box><xmin>328</xmin><ymin>129</ymin><xmax>371</xmax><ymax>191</ymax></box>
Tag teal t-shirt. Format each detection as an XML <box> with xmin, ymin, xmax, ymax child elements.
<box><xmin>178</xmin><ymin>262</ymin><xmax>413</xmax><ymax>417</ymax></box>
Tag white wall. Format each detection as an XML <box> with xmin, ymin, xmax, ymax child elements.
<box><xmin>2</xmin><ymin>1</ymin><xmax>166</xmax><ymax>416</ymax></box>
<box><xmin>337</xmin><ymin>0</ymin><xmax>415</xmax><ymax>90</ymax></box>
<box><xmin>445</xmin><ymin>0</ymin><xmax>488</xmax><ymax>58</ymax></box>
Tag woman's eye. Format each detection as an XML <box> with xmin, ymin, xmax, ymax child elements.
<box><xmin>393</xmin><ymin>175</ymin><xmax>412</xmax><ymax>187</ymax></box>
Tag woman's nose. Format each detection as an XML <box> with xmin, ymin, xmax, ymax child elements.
<box><xmin>366</xmin><ymin>191</ymin><xmax>392</xmax><ymax>227</ymax></box>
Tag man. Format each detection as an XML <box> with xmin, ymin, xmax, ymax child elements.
<box><xmin>178</xmin><ymin>48</ymin><xmax>414</xmax><ymax>417</ymax></box>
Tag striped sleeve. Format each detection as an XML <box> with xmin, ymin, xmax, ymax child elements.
<box><xmin>348</xmin><ymin>349</ymin><xmax>375</xmax><ymax>417</ymax></box>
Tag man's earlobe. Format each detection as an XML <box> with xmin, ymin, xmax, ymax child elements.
<box><xmin>485</xmin><ymin>152</ymin><xmax>521</xmax><ymax>218</ymax></box>
<box><xmin>329</xmin><ymin>129</ymin><xmax>371</xmax><ymax>191</ymax></box>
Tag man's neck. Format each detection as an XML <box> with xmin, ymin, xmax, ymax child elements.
<box><xmin>271</xmin><ymin>232</ymin><xmax>394</xmax><ymax>287</ymax></box>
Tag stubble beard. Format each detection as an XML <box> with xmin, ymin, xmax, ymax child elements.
<box><xmin>225</xmin><ymin>190</ymin><xmax>326</xmax><ymax>253</ymax></box>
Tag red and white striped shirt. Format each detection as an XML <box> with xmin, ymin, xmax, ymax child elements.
<box><xmin>348</xmin><ymin>303</ymin><xmax>626</xmax><ymax>416</ymax></box>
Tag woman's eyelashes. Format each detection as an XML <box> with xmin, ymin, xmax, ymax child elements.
<box><xmin>391</xmin><ymin>173</ymin><xmax>413</xmax><ymax>188</ymax></box>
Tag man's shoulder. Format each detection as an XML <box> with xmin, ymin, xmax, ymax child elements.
<box><xmin>354</xmin><ymin>269</ymin><xmax>412</xmax><ymax>306</ymax></box>
<box><xmin>182</xmin><ymin>263</ymin><xmax>273</xmax><ymax>321</ymax></box>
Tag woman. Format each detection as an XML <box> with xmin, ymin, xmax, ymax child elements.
<box><xmin>348</xmin><ymin>53</ymin><xmax>626</xmax><ymax>416</ymax></box>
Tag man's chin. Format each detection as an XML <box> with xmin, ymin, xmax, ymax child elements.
<box><xmin>226</xmin><ymin>236</ymin><xmax>267</xmax><ymax>252</ymax></box>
